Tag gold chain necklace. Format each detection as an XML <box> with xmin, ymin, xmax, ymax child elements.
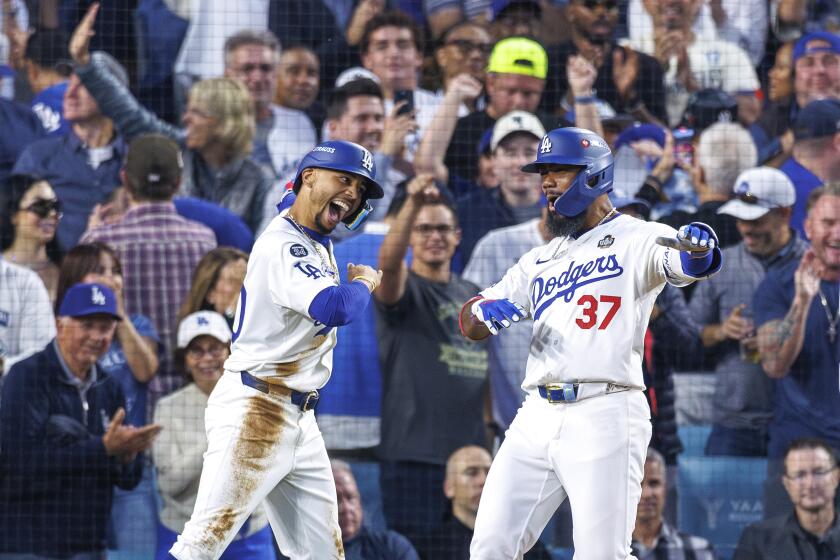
<box><xmin>286</xmin><ymin>213</ymin><xmax>339</xmax><ymax>282</ymax></box>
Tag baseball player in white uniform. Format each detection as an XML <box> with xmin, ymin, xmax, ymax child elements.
<box><xmin>458</xmin><ymin>128</ymin><xmax>723</xmax><ymax>559</ymax></box>
<box><xmin>170</xmin><ymin>140</ymin><xmax>384</xmax><ymax>560</ymax></box>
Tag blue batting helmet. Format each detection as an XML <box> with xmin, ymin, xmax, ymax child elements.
<box><xmin>521</xmin><ymin>127</ymin><xmax>614</xmax><ymax>217</ymax></box>
<box><xmin>292</xmin><ymin>140</ymin><xmax>384</xmax><ymax>230</ymax></box>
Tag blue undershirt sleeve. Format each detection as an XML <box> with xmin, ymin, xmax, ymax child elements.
<box><xmin>308</xmin><ymin>281</ymin><xmax>372</xmax><ymax>327</ymax></box>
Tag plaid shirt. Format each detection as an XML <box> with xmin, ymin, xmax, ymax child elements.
<box><xmin>81</xmin><ymin>202</ymin><xmax>216</xmax><ymax>402</ymax></box>
<box><xmin>632</xmin><ymin>520</ymin><xmax>716</xmax><ymax>560</ymax></box>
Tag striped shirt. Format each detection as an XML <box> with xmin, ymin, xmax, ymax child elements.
<box><xmin>81</xmin><ymin>202</ymin><xmax>216</xmax><ymax>402</ymax></box>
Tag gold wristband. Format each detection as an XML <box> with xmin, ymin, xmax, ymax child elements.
<box><xmin>353</xmin><ymin>277</ymin><xmax>377</xmax><ymax>292</ymax></box>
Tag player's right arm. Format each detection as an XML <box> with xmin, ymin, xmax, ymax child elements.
<box><xmin>459</xmin><ymin>248</ymin><xmax>534</xmax><ymax>340</ymax></box>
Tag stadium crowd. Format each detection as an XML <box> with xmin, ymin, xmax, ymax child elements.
<box><xmin>0</xmin><ymin>0</ymin><xmax>839</xmax><ymax>559</ymax></box>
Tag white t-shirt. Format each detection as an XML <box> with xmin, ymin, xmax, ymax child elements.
<box><xmin>479</xmin><ymin>214</ymin><xmax>703</xmax><ymax>391</ymax></box>
<box><xmin>224</xmin><ymin>215</ymin><xmax>339</xmax><ymax>391</ymax></box>
<box><xmin>0</xmin><ymin>258</ymin><xmax>55</xmax><ymax>374</ymax></box>
<box><xmin>383</xmin><ymin>88</ymin><xmax>441</xmax><ymax>161</ymax></box>
<box><xmin>174</xmin><ymin>0</ymin><xmax>268</xmax><ymax>80</ymax></box>
<box><xmin>630</xmin><ymin>35</ymin><xmax>760</xmax><ymax>126</ymax></box>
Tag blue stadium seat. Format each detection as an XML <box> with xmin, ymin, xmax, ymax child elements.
<box><xmin>677</xmin><ymin>424</ymin><xmax>713</xmax><ymax>456</ymax></box>
<box><xmin>677</xmin><ymin>456</ymin><xmax>767</xmax><ymax>560</ymax></box>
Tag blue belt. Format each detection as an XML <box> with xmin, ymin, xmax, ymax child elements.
<box><xmin>240</xmin><ymin>371</ymin><xmax>320</xmax><ymax>412</ymax></box>
<box><xmin>538</xmin><ymin>384</ymin><xmax>579</xmax><ymax>403</ymax></box>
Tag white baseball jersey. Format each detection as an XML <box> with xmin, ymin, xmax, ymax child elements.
<box><xmin>224</xmin><ymin>215</ymin><xmax>339</xmax><ymax>392</ymax></box>
<box><xmin>480</xmin><ymin>213</ymin><xmax>701</xmax><ymax>390</ymax></box>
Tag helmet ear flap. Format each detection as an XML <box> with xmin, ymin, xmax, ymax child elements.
<box><xmin>343</xmin><ymin>198</ymin><xmax>373</xmax><ymax>230</ymax></box>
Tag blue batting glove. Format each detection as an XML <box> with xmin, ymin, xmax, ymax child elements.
<box><xmin>471</xmin><ymin>298</ymin><xmax>527</xmax><ymax>336</ymax></box>
<box><xmin>656</xmin><ymin>221</ymin><xmax>719</xmax><ymax>257</ymax></box>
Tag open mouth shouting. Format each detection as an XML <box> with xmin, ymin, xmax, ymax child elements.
<box><xmin>325</xmin><ymin>198</ymin><xmax>353</xmax><ymax>228</ymax></box>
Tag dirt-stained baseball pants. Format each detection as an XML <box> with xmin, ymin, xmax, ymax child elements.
<box><xmin>170</xmin><ymin>371</ymin><xmax>343</xmax><ymax>560</ymax></box>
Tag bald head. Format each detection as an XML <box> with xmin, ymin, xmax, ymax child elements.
<box><xmin>445</xmin><ymin>446</ymin><xmax>492</xmax><ymax>529</ymax></box>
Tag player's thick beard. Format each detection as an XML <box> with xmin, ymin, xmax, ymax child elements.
<box><xmin>546</xmin><ymin>209</ymin><xmax>587</xmax><ymax>239</ymax></box>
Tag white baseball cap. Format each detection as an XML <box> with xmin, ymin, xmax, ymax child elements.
<box><xmin>717</xmin><ymin>167</ymin><xmax>796</xmax><ymax>221</ymax></box>
<box><xmin>335</xmin><ymin>67</ymin><xmax>380</xmax><ymax>88</ymax></box>
<box><xmin>177</xmin><ymin>311</ymin><xmax>232</xmax><ymax>349</ymax></box>
<box><xmin>490</xmin><ymin>110</ymin><xmax>546</xmax><ymax>151</ymax></box>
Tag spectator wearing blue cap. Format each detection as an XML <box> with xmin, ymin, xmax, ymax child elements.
<box><xmin>756</xmin><ymin>32</ymin><xmax>840</xmax><ymax>164</ymax></box>
<box><xmin>780</xmin><ymin>99</ymin><xmax>840</xmax><ymax>236</ymax></box>
<box><xmin>22</xmin><ymin>30</ymin><xmax>73</xmax><ymax>136</ymax></box>
<box><xmin>0</xmin><ymin>282</ymin><xmax>162</xmax><ymax>559</ymax></box>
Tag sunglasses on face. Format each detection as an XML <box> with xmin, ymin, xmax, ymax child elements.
<box><xmin>445</xmin><ymin>39</ymin><xmax>493</xmax><ymax>56</ymax></box>
<box><xmin>23</xmin><ymin>198</ymin><xmax>62</xmax><ymax>218</ymax></box>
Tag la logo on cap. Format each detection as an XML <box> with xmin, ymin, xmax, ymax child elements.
<box><xmin>91</xmin><ymin>285</ymin><xmax>106</xmax><ymax>306</ymax></box>
<box><xmin>197</xmin><ymin>316</ymin><xmax>210</xmax><ymax>326</ymax></box>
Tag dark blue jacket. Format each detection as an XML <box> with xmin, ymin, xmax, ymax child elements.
<box><xmin>344</xmin><ymin>525</ymin><xmax>419</xmax><ymax>560</ymax></box>
<box><xmin>0</xmin><ymin>341</ymin><xmax>142</xmax><ymax>557</ymax></box>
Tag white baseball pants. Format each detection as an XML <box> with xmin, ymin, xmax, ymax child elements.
<box><xmin>470</xmin><ymin>389</ymin><xmax>652</xmax><ymax>560</ymax></box>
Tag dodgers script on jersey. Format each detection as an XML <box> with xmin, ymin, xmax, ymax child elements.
<box><xmin>480</xmin><ymin>213</ymin><xmax>698</xmax><ymax>391</ymax></box>
<box><xmin>224</xmin><ymin>214</ymin><xmax>339</xmax><ymax>392</ymax></box>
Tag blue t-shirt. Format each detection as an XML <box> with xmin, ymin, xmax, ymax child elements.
<box><xmin>97</xmin><ymin>314</ymin><xmax>159</xmax><ymax>427</ymax></box>
<box><xmin>31</xmin><ymin>81</ymin><xmax>69</xmax><ymax>136</ymax></box>
<box><xmin>753</xmin><ymin>259</ymin><xmax>840</xmax><ymax>455</ymax></box>
<box><xmin>779</xmin><ymin>157</ymin><xmax>823</xmax><ymax>238</ymax></box>
<box><xmin>317</xmin><ymin>230</ymin><xmax>385</xmax><ymax>419</ymax></box>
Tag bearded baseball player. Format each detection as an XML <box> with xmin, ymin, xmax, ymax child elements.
<box><xmin>169</xmin><ymin>140</ymin><xmax>383</xmax><ymax>560</ymax></box>
<box><xmin>459</xmin><ymin>127</ymin><xmax>723</xmax><ymax>559</ymax></box>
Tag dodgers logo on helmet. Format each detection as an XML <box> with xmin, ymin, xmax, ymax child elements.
<box><xmin>540</xmin><ymin>135</ymin><xmax>553</xmax><ymax>154</ymax></box>
<box><xmin>361</xmin><ymin>148</ymin><xmax>373</xmax><ymax>172</ymax></box>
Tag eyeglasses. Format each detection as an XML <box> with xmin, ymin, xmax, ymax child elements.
<box><xmin>187</xmin><ymin>345</ymin><xmax>227</xmax><ymax>359</ymax></box>
<box><xmin>236</xmin><ymin>63</ymin><xmax>274</xmax><ymax>74</ymax></box>
<box><xmin>444</xmin><ymin>39</ymin><xmax>493</xmax><ymax>56</ymax></box>
<box><xmin>579</xmin><ymin>0</ymin><xmax>618</xmax><ymax>10</ymax></box>
<box><xmin>413</xmin><ymin>224</ymin><xmax>458</xmax><ymax>236</ymax></box>
<box><xmin>23</xmin><ymin>198</ymin><xmax>62</xmax><ymax>219</ymax></box>
<box><xmin>784</xmin><ymin>467</ymin><xmax>837</xmax><ymax>482</ymax></box>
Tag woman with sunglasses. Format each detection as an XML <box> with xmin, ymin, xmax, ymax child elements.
<box><xmin>55</xmin><ymin>242</ymin><xmax>161</xmax><ymax>557</ymax></box>
<box><xmin>153</xmin><ymin>311</ymin><xmax>276</xmax><ymax>560</ymax></box>
<box><xmin>0</xmin><ymin>174</ymin><xmax>63</xmax><ymax>303</ymax></box>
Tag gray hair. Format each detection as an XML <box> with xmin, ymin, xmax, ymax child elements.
<box><xmin>697</xmin><ymin>123</ymin><xmax>758</xmax><ymax>196</ymax></box>
<box><xmin>223</xmin><ymin>29</ymin><xmax>281</xmax><ymax>67</ymax></box>
<box><xmin>645</xmin><ymin>446</ymin><xmax>667</xmax><ymax>473</ymax></box>
<box><xmin>330</xmin><ymin>459</ymin><xmax>353</xmax><ymax>477</ymax></box>
<box><xmin>806</xmin><ymin>182</ymin><xmax>840</xmax><ymax>214</ymax></box>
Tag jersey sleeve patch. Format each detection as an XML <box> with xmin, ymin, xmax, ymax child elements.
<box><xmin>289</xmin><ymin>243</ymin><xmax>308</xmax><ymax>258</ymax></box>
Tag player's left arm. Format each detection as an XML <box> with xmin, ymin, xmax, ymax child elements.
<box><xmin>653</xmin><ymin>221</ymin><xmax>723</xmax><ymax>285</ymax></box>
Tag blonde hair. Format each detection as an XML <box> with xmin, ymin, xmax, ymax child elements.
<box><xmin>189</xmin><ymin>78</ymin><xmax>255</xmax><ymax>160</ymax></box>
<box><xmin>178</xmin><ymin>247</ymin><xmax>249</xmax><ymax>324</ymax></box>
